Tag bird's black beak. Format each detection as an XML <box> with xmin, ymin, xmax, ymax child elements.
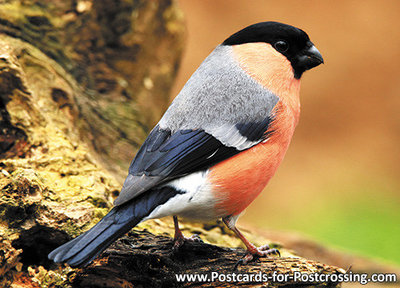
<box><xmin>297</xmin><ymin>43</ymin><xmax>324</xmax><ymax>71</ymax></box>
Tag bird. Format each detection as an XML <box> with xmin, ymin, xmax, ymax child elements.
<box><xmin>48</xmin><ymin>21</ymin><xmax>323</xmax><ymax>267</ymax></box>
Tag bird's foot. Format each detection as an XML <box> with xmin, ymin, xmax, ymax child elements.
<box><xmin>173</xmin><ymin>233</ymin><xmax>203</xmax><ymax>250</ymax></box>
<box><xmin>234</xmin><ymin>245</ymin><xmax>280</xmax><ymax>269</ymax></box>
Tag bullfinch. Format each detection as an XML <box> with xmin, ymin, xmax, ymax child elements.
<box><xmin>49</xmin><ymin>21</ymin><xmax>323</xmax><ymax>267</ymax></box>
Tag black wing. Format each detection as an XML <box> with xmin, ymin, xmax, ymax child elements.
<box><xmin>114</xmin><ymin>117</ymin><xmax>274</xmax><ymax>206</ymax></box>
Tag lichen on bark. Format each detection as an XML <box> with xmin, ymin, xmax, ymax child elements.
<box><xmin>0</xmin><ymin>0</ymin><xmax>185</xmax><ymax>287</ymax></box>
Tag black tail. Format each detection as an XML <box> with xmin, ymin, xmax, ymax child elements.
<box><xmin>48</xmin><ymin>186</ymin><xmax>180</xmax><ymax>267</ymax></box>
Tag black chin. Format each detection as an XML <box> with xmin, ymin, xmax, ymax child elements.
<box><xmin>293</xmin><ymin>56</ymin><xmax>323</xmax><ymax>79</ymax></box>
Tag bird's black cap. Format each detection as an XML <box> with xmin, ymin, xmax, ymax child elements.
<box><xmin>222</xmin><ymin>21</ymin><xmax>323</xmax><ymax>78</ymax></box>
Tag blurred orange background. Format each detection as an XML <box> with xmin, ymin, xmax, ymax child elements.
<box><xmin>172</xmin><ymin>0</ymin><xmax>400</xmax><ymax>265</ymax></box>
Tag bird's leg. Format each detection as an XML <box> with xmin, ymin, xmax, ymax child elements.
<box><xmin>222</xmin><ymin>216</ymin><xmax>280</xmax><ymax>264</ymax></box>
<box><xmin>173</xmin><ymin>215</ymin><xmax>185</xmax><ymax>248</ymax></box>
<box><xmin>172</xmin><ymin>216</ymin><xmax>202</xmax><ymax>249</ymax></box>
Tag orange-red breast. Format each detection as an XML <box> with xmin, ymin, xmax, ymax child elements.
<box><xmin>49</xmin><ymin>21</ymin><xmax>323</xmax><ymax>267</ymax></box>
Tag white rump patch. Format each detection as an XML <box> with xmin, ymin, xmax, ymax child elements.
<box><xmin>144</xmin><ymin>171</ymin><xmax>221</xmax><ymax>221</ymax></box>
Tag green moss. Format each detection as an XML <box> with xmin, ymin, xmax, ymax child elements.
<box><xmin>86</xmin><ymin>196</ymin><xmax>110</xmax><ymax>209</ymax></box>
<box><xmin>62</xmin><ymin>219</ymin><xmax>85</xmax><ymax>238</ymax></box>
<box><xmin>92</xmin><ymin>207</ymin><xmax>109</xmax><ymax>222</ymax></box>
<box><xmin>27</xmin><ymin>265</ymin><xmax>74</xmax><ymax>288</ymax></box>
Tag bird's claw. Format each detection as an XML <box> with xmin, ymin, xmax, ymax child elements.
<box><xmin>188</xmin><ymin>233</ymin><xmax>203</xmax><ymax>243</ymax></box>
<box><xmin>258</xmin><ymin>244</ymin><xmax>271</xmax><ymax>251</ymax></box>
<box><xmin>258</xmin><ymin>247</ymin><xmax>281</xmax><ymax>258</ymax></box>
<box><xmin>235</xmin><ymin>246</ymin><xmax>281</xmax><ymax>268</ymax></box>
<box><xmin>173</xmin><ymin>233</ymin><xmax>203</xmax><ymax>250</ymax></box>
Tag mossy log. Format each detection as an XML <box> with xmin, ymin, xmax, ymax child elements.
<box><xmin>0</xmin><ymin>0</ymin><xmax>185</xmax><ymax>180</ymax></box>
<box><xmin>1</xmin><ymin>1</ymin><xmax>398</xmax><ymax>288</ymax></box>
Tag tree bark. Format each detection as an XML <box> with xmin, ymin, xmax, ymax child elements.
<box><xmin>0</xmin><ymin>0</ymin><xmax>185</xmax><ymax>179</ymax></box>
<box><xmin>72</xmin><ymin>229</ymin><xmax>344</xmax><ymax>288</ymax></box>
<box><xmin>0</xmin><ymin>1</ymin><xmax>398</xmax><ymax>288</ymax></box>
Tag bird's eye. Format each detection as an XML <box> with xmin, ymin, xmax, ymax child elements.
<box><xmin>274</xmin><ymin>40</ymin><xmax>289</xmax><ymax>53</ymax></box>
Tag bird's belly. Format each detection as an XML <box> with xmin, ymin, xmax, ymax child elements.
<box><xmin>209</xmin><ymin>111</ymin><xmax>297</xmax><ymax>216</ymax></box>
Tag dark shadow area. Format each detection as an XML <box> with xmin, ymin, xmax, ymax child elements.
<box><xmin>12</xmin><ymin>225</ymin><xmax>71</xmax><ymax>269</ymax></box>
